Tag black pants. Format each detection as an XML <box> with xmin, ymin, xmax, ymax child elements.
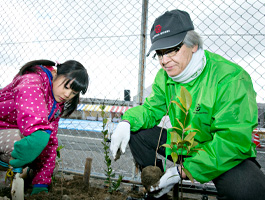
<box><xmin>129</xmin><ymin>126</ymin><xmax>265</xmax><ymax>200</ymax></box>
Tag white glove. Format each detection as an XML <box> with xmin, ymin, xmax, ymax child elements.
<box><xmin>110</xmin><ymin>121</ymin><xmax>130</xmax><ymax>160</ymax></box>
<box><xmin>149</xmin><ymin>166</ymin><xmax>181</xmax><ymax>198</ymax></box>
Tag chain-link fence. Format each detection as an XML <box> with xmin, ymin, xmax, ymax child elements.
<box><xmin>1</xmin><ymin>0</ymin><xmax>265</xmax><ymax>188</ymax></box>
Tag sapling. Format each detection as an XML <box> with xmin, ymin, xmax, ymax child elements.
<box><xmin>100</xmin><ymin>105</ymin><xmax>123</xmax><ymax>194</ymax></box>
<box><xmin>161</xmin><ymin>86</ymin><xmax>204</xmax><ymax>199</ymax></box>
<box><xmin>142</xmin><ymin>86</ymin><xmax>203</xmax><ymax>199</ymax></box>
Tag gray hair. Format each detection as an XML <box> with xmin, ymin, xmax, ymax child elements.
<box><xmin>183</xmin><ymin>30</ymin><xmax>203</xmax><ymax>49</ymax></box>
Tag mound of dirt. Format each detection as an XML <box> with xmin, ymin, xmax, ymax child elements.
<box><xmin>141</xmin><ymin>166</ymin><xmax>163</xmax><ymax>192</ymax></box>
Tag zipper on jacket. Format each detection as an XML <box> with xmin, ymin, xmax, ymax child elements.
<box><xmin>40</xmin><ymin>65</ymin><xmax>58</xmax><ymax>121</ymax></box>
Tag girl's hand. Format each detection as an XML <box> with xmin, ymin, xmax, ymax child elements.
<box><xmin>31</xmin><ymin>185</ymin><xmax>48</xmax><ymax>195</ymax></box>
<box><xmin>9</xmin><ymin>130</ymin><xmax>50</xmax><ymax>168</ymax></box>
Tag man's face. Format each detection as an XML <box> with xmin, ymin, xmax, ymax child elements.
<box><xmin>157</xmin><ymin>44</ymin><xmax>198</xmax><ymax>77</ymax></box>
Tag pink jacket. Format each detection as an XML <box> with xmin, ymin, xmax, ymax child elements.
<box><xmin>0</xmin><ymin>66</ymin><xmax>64</xmax><ymax>185</ymax></box>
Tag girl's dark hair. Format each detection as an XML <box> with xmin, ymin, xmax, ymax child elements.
<box><xmin>19</xmin><ymin>59</ymin><xmax>89</xmax><ymax>117</ymax></box>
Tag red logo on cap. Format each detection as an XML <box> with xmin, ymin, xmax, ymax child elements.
<box><xmin>155</xmin><ymin>25</ymin><xmax>162</xmax><ymax>33</ymax></box>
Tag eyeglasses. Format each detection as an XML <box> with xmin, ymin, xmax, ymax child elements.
<box><xmin>152</xmin><ymin>42</ymin><xmax>184</xmax><ymax>60</ymax></box>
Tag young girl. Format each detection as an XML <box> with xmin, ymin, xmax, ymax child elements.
<box><xmin>0</xmin><ymin>60</ymin><xmax>89</xmax><ymax>194</ymax></box>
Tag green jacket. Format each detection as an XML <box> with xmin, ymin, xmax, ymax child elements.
<box><xmin>122</xmin><ymin>50</ymin><xmax>258</xmax><ymax>183</ymax></box>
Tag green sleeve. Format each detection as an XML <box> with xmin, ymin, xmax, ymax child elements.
<box><xmin>122</xmin><ymin>71</ymin><xmax>168</xmax><ymax>132</ymax></box>
<box><xmin>10</xmin><ymin>130</ymin><xmax>50</xmax><ymax>168</ymax></box>
<box><xmin>183</xmin><ymin>71</ymin><xmax>258</xmax><ymax>183</ymax></box>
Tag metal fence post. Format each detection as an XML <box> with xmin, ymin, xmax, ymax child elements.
<box><xmin>137</xmin><ymin>0</ymin><xmax>149</xmax><ymax>105</ymax></box>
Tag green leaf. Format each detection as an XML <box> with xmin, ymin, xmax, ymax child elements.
<box><xmin>160</xmin><ymin>144</ymin><xmax>172</xmax><ymax>149</ymax></box>
<box><xmin>184</xmin><ymin>125</ymin><xmax>192</xmax><ymax>132</ymax></box>
<box><xmin>187</xmin><ymin>138</ymin><xmax>194</xmax><ymax>151</ymax></box>
<box><xmin>183</xmin><ymin>168</ymin><xmax>194</xmax><ymax>183</ymax></box>
<box><xmin>184</xmin><ymin>127</ymin><xmax>200</xmax><ymax>134</ymax></box>
<box><xmin>169</xmin><ymin>131</ymin><xmax>182</xmax><ymax>144</ymax></box>
<box><xmin>181</xmin><ymin>86</ymin><xmax>192</xmax><ymax>110</ymax></box>
<box><xmin>170</xmin><ymin>131</ymin><xmax>181</xmax><ymax>143</ymax></box>
<box><xmin>103</xmin><ymin>118</ymin><xmax>108</xmax><ymax>124</ymax></box>
<box><xmin>176</xmin><ymin>118</ymin><xmax>184</xmax><ymax>129</ymax></box>
<box><xmin>178</xmin><ymin>96</ymin><xmax>186</xmax><ymax>111</ymax></box>
<box><xmin>172</xmin><ymin>126</ymin><xmax>182</xmax><ymax>131</ymax></box>
<box><xmin>186</xmin><ymin>128</ymin><xmax>201</xmax><ymax>133</ymax></box>
<box><xmin>184</xmin><ymin>132</ymin><xmax>197</xmax><ymax>141</ymax></box>
<box><xmin>100</xmin><ymin>105</ymin><xmax>106</xmax><ymax>110</ymax></box>
<box><xmin>171</xmin><ymin>152</ymin><xmax>178</xmax><ymax>164</ymax></box>
<box><xmin>172</xmin><ymin>100</ymin><xmax>186</xmax><ymax>113</ymax></box>
<box><xmin>57</xmin><ymin>145</ymin><xmax>64</xmax><ymax>151</ymax></box>
<box><xmin>56</xmin><ymin>145</ymin><xmax>64</xmax><ymax>158</ymax></box>
<box><xmin>191</xmin><ymin>141</ymin><xmax>199</xmax><ymax>148</ymax></box>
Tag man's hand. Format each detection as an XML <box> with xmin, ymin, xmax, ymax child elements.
<box><xmin>149</xmin><ymin>166</ymin><xmax>181</xmax><ymax>198</ymax></box>
<box><xmin>110</xmin><ymin>121</ymin><xmax>130</xmax><ymax>160</ymax></box>
<box><xmin>9</xmin><ymin>130</ymin><xmax>50</xmax><ymax>168</ymax></box>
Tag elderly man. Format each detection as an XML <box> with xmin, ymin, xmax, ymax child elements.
<box><xmin>111</xmin><ymin>9</ymin><xmax>265</xmax><ymax>200</ymax></box>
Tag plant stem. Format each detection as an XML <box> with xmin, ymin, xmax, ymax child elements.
<box><xmin>100</xmin><ymin>105</ymin><xmax>123</xmax><ymax>194</ymax></box>
<box><xmin>154</xmin><ymin>95</ymin><xmax>174</xmax><ymax>167</ymax></box>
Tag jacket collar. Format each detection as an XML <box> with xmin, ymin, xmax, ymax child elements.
<box><xmin>39</xmin><ymin>65</ymin><xmax>58</xmax><ymax>103</ymax></box>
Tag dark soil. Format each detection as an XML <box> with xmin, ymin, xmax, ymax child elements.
<box><xmin>0</xmin><ymin>173</ymin><xmax>216</xmax><ymax>200</ymax></box>
<box><xmin>1</xmin><ymin>175</ymin><xmax>144</xmax><ymax>200</ymax></box>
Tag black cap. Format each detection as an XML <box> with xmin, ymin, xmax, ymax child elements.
<box><xmin>147</xmin><ymin>9</ymin><xmax>194</xmax><ymax>56</ymax></box>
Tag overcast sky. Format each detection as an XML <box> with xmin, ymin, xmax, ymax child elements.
<box><xmin>0</xmin><ymin>0</ymin><xmax>264</xmax><ymax>102</ymax></box>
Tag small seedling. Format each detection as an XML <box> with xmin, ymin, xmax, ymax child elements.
<box><xmin>100</xmin><ymin>105</ymin><xmax>123</xmax><ymax>194</ymax></box>
<box><xmin>160</xmin><ymin>86</ymin><xmax>204</xmax><ymax>199</ymax></box>
<box><xmin>52</xmin><ymin>145</ymin><xmax>64</xmax><ymax>183</ymax></box>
